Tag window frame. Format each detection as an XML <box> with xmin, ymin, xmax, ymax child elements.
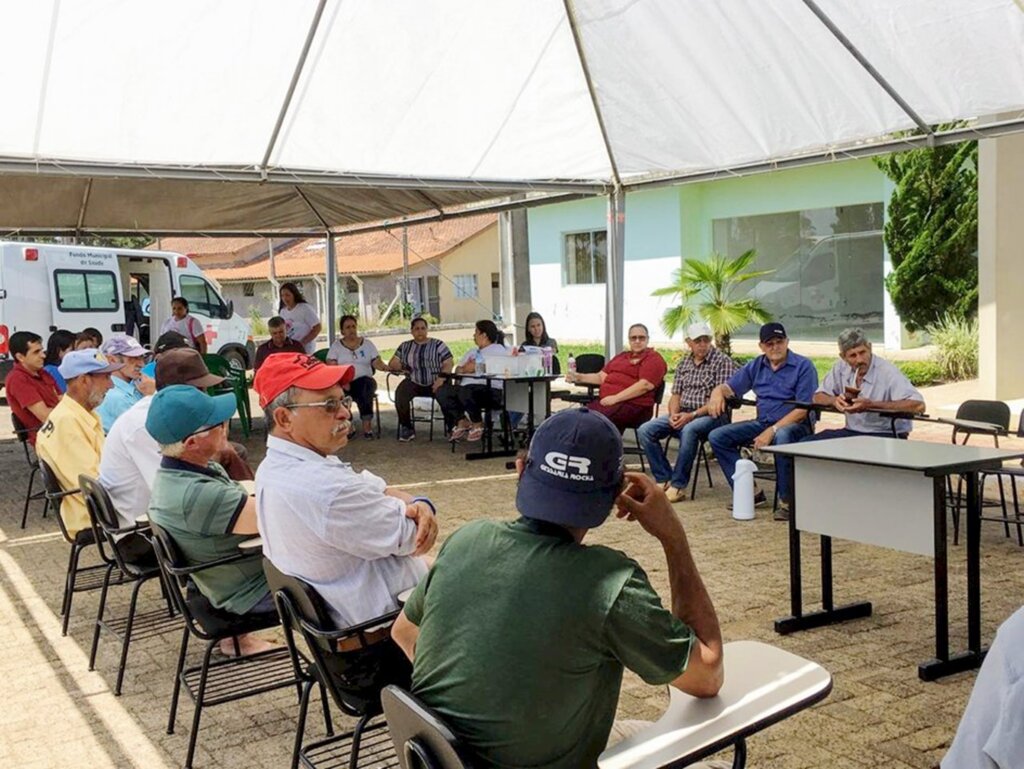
<box><xmin>452</xmin><ymin>273</ymin><xmax>479</xmax><ymax>300</ymax></box>
<box><xmin>53</xmin><ymin>269</ymin><xmax>121</xmax><ymax>313</ymax></box>
<box><xmin>561</xmin><ymin>228</ymin><xmax>608</xmax><ymax>286</ymax></box>
<box><xmin>179</xmin><ymin>274</ymin><xmax>225</xmax><ymax>319</ymax></box>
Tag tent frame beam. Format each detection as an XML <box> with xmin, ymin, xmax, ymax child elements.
<box><xmin>801</xmin><ymin>0</ymin><xmax>933</xmax><ymax>139</ymax></box>
<box><xmin>260</xmin><ymin>0</ymin><xmax>330</xmax><ymax>175</ymax></box>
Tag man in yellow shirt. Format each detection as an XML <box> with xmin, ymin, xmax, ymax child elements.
<box><xmin>36</xmin><ymin>349</ymin><xmax>124</xmax><ymax>537</ymax></box>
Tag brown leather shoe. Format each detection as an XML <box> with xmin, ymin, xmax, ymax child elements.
<box><xmin>666</xmin><ymin>486</ymin><xmax>687</xmax><ymax>503</ymax></box>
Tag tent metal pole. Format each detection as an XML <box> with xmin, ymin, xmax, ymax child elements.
<box><xmin>325</xmin><ymin>233</ymin><xmax>338</xmax><ymax>345</ymax></box>
<box><xmin>800</xmin><ymin>0</ymin><xmax>933</xmax><ymax>141</ymax></box>
<box><xmin>260</xmin><ymin>0</ymin><xmax>330</xmax><ymax>174</ymax></box>
<box><xmin>562</xmin><ymin>0</ymin><xmax>622</xmax><ymax>187</ymax></box>
<box><xmin>605</xmin><ymin>188</ymin><xmax>625</xmax><ymax>361</ymax></box>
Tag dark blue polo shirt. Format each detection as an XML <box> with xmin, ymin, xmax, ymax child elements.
<box><xmin>727</xmin><ymin>352</ymin><xmax>818</xmax><ymax>425</ymax></box>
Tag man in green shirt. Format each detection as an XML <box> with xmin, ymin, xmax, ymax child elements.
<box><xmin>147</xmin><ymin>385</ymin><xmax>276</xmax><ymax>657</ymax></box>
<box><xmin>392</xmin><ymin>407</ymin><xmax>724</xmax><ymax>769</ymax></box>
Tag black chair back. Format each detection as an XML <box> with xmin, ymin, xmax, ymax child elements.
<box><xmin>651</xmin><ymin>380</ymin><xmax>667</xmax><ymax>417</ymax></box>
<box><xmin>956</xmin><ymin>399</ymin><xmax>1011</xmax><ymax>428</ymax></box>
<box><xmin>38</xmin><ymin>457</ymin><xmax>80</xmax><ymax>545</ymax></box>
<box><xmin>575</xmin><ymin>353</ymin><xmax>605</xmax><ymax>375</ymax></box>
<box><xmin>11</xmin><ymin>411</ymin><xmax>35</xmax><ymax>450</ymax></box>
<box><xmin>382</xmin><ymin>686</ymin><xmax>473</xmax><ymax>769</ymax></box>
<box><xmin>79</xmin><ymin>474</ymin><xmax>145</xmax><ymax>575</ymax></box>
<box><xmin>264</xmin><ymin>558</ymin><xmax>409</xmax><ymax>717</ymax></box>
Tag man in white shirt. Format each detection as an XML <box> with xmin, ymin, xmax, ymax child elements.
<box><xmin>943</xmin><ymin>605</ymin><xmax>1024</xmax><ymax>768</ymax></box>
<box><xmin>252</xmin><ymin>353</ymin><xmax>437</xmax><ymax>629</ymax></box>
<box><xmin>99</xmin><ymin>349</ymin><xmax>237</xmax><ymax>532</ymax></box>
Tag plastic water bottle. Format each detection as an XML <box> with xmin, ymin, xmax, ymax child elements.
<box><xmin>542</xmin><ymin>346</ymin><xmax>553</xmax><ymax>375</ymax></box>
<box><xmin>474</xmin><ymin>348</ymin><xmax>485</xmax><ymax>375</ymax></box>
<box><xmin>567</xmin><ymin>352</ymin><xmax>576</xmax><ymax>379</ymax></box>
<box><xmin>731</xmin><ymin>458</ymin><xmax>758</xmax><ymax>521</ymax></box>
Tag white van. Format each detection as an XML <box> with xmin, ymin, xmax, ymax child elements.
<box><xmin>0</xmin><ymin>241</ymin><xmax>253</xmax><ymax>385</ymax></box>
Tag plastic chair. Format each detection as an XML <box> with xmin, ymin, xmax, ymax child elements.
<box><xmin>313</xmin><ymin>348</ymin><xmax>330</xmax><ymax>363</ymax></box>
<box><xmin>381</xmin><ymin>686</ymin><xmax>474</xmax><ymax>769</ymax></box>
<box><xmin>555</xmin><ymin>353</ymin><xmax>606</xmax><ymax>404</ymax></box>
<box><xmin>38</xmin><ymin>458</ymin><xmax>128</xmax><ymax>635</ymax></box>
<box><xmin>623</xmin><ymin>380</ymin><xmax>666</xmax><ymax>473</ymax></box>
<box><xmin>979</xmin><ymin>411</ymin><xmax>1024</xmax><ymax>546</ymax></box>
<box><xmin>11</xmin><ymin>412</ymin><xmax>47</xmax><ymax>528</ymax></box>
<box><xmin>387</xmin><ymin>372</ymin><xmax>443</xmax><ymax>441</ymax></box>
<box><xmin>203</xmin><ymin>353</ymin><xmax>252</xmax><ymax>438</ymax></box>
<box><xmin>945</xmin><ymin>400</ymin><xmax>1011</xmax><ymax>545</ymax></box>
<box><xmin>149</xmin><ymin>523</ymin><xmax>300</xmax><ymax>769</ymax></box>
<box><xmin>80</xmin><ymin>475</ymin><xmax>181</xmax><ymax>695</ymax></box>
<box><xmin>264</xmin><ymin>559</ymin><xmax>409</xmax><ymax>769</ymax></box>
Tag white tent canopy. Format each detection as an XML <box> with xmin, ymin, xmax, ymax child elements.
<box><xmin>0</xmin><ymin>0</ymin><xmax>1022</xmax><ymax>235</ymax></box>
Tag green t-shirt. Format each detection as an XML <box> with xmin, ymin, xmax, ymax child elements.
<box><xmin>404</xmin><ymin>518</ymin><xmax>694</xmax><ymax>769</ymax></box>
<box><xmin>148</xmin><ymin>458</ymin><xmax>267</xmax><ymax>615</ymax></box>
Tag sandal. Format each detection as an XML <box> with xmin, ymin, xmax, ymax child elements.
<box><xmin>467</xmin><ymin>426</ymin><xmax>484</xmax><ymax>442</ymax></box>
<box><xmin>449</xmin><ymin>426</ymin><xmax>468</xmax><ymax>442</ymax></box>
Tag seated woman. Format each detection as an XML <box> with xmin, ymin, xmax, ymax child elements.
<box><xmin>519</xmin><ymin>311</ymin><xmax>558</xmax><ymax>353</ymax></box>
<box><xmin>327</xmin><ymin>314</ymin><xmax>388</xmax><ymax>438</ymax></box>
<box><xmin>568</xmin><ymin>323</ymin><xmax>667</xmax><ymax>433</ymax></box>
<box><xmin>386</xmin><ymin>317</ymin><xmax>456</xmax><ymax>442</ymax></box>
<box><xmin>441</xmin><ymin>319</ymin><xmax>510</xmax><ymax>443</ymax></box>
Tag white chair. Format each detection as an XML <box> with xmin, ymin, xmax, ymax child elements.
<box><xmin>598</xmin><ymin>641</ymin><xmax>832</xmax><ymax>769</ymax></box>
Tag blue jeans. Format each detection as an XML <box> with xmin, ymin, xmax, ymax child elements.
<box><xmin>637</xmin><ymin>414</ymin><xmax>728</xmax><ymax>489</ymax></box>
<box><xmin>708</xmin><ymin>419</ymin><xmax>814</xmax><ymax>503</ymax></box>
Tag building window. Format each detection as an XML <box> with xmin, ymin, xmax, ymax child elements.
<box><xmin>242</xmin><ymin>282</ymin><xmax>255</xmax><ymax>297</ymax></box>
<box><xmin>453</xmin><ymin>274</ymin><xmax>478</xmax><ymax>299</ymax></box>
<box><xmin>712</xmin><ymin>202</ymin><xmax>885</xmax><ymax>341</ymax></box>
<box><xmin>563</xmin><ymin>230</ymin><xmax>607</xmax><ymax>285</ymax></box>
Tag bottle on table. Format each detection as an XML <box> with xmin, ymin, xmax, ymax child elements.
<box><xmin>567</xmin><ymin>352</ymin><xmax>576</xmax><ymax>380</ymax></box>
<box><xmin>474</xmin><ymin>348</ymin><xmax>486</xmax><ymax>375</ymax></box>
<box><xmin>542</xmin><ymin>346</ymin><xmax>553</xmax><ymax>375</ymax></box>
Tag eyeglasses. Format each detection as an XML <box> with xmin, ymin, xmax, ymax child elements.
<box><xmin>284</xmin><ymin>396</ymin><xmax>353</xmax><ymax>414</ymax></box>
<box><xmin>629</xmin><ymin>335</ymin><xmax>648</xmax><ymax>341</ymax></box>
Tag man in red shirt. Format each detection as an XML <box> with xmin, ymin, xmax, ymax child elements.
<box><xmin>5</xmin><ymin>331</ymin><xmax>61</xmax><ymax>444</ymax></box>
<box><xmin>568</xmin><ymin>323</ymin><xmax>668</xmax><ymax>432</ymax></box>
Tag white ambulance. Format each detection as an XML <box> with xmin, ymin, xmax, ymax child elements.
<box><xmin>0</xmin><ymin>241</ymin><xmax>254</xmax><ymax>385</ymax></box>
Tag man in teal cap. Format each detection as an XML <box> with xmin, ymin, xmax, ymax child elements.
<box><xmin>147</xmin><ymin>385</ymin><xmax>276</xmax><ymax>656</ymax></box>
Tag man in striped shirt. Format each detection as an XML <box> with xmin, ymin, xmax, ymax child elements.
<box><xmin>386</xmin><ymin>317</ymin><xmax>456</xmax><ymax>441</ymax></box>
<box><xmin>638</xmin><ymin>322</ymin><xmax>737</xmax><ymax>503</ymax></box>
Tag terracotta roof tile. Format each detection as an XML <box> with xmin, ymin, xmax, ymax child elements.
<box><xmin>206</xmin><ymin>214</ymin><xmax>496</xmax><ymax>282</ymax></box>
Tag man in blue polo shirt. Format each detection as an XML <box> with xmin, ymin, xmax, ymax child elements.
<box><xmin>707</xmin><ymin>322</ymin><xmax>817</xmax><ymax>519</ymax></box>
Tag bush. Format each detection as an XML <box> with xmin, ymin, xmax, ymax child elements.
<box><xmin>248</xmin><ymin>305</ymin><xmax>268</xmax><ymax>336</ymax></box>
<box><xmin>928</xmin><ymin>314</ymin><xmax>978</xmax><ymax>381</ymax></box>
<box><xmin>895</xmin><ymin>360</ymin><xmax>944</xmax><ymax>387</ymax></box>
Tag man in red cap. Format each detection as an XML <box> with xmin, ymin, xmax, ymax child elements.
<box><xmin>253</xmin><ymin>354</ymin><xmax>436</xmax><ymax>673</ymax></box>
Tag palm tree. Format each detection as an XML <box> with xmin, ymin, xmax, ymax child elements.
<box><xmin>652</xmin><ymin>249</ymin><xmax>774</xmax><ymax>356</ymax></box>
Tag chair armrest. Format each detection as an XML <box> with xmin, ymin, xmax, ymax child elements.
<box><xmin>298</xmin><ymin>609</ymin><xmax>401</xmax><ymax>642</ymax></box>
<box><xmin>598</xmin><ymin>640</ymin><xmax>832</xmax><ymax>769</ymax></box>
<box><xmin>48</xmin><ymin>487</ymin><xmax>81</xmax><ymax>501</ymax></box>
<box><xmin>162</xmin><ymin>550</ymin><xmax>262</xmax><ymax>578</ymax></box>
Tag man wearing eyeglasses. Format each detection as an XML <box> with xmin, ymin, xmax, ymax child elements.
<box><xmin>253</xmin><ymin>354</ymin><xmax>437</xmax><ymax>638</ymax></box>
<box><xmin>706</xmin><ymin>322</ymin><xmax>818</xmax><ymax>520</ymax></box>
<box><xmin>147</xmin><ymin>385</ymin><xmax>278</xmax><ymax>657</ymax></box>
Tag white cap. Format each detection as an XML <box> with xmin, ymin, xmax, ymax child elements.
<box><xmin>685</xmin><ymin>321</ymin><xmax>713</xmax><ymax>340</ymax></box>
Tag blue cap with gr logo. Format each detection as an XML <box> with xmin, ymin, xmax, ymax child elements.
<box><xmin>515</xmin><ymin>408</ymin><xmax>624</xmax><ymax>529</ymax></box>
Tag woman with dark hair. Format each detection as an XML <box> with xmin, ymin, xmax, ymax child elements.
<box><xmin>519</xmin><ymin>311</ymin><xmax>558</xmax><ymax>352</ymax></box>
<box><xmin>327</xmin><ymin>315</ymin><xmax>388</xmax><ymax>438</ymax></box>
<box><xmin>568</xmin><ymin>322</ymin><xmax>667</xmax><ymax>433</ymax></box>
<box><xmin>159</xmin><ymin>296</ymin><xmax>208</xmax><ymax>354</ymax></box>
<box><xmin>386</xmin><ymin>317</ymin><xmax>456</xmax><ymax>442</ymax></box>
<box><xmin>43</xmin><ymin>329</ymin><xmax>76</xmax><ymax>393</ymax></box>
<box><xmin>278</xmin><ymin>282</ymin><xmax>322</xmax><ymax>354</ymax></box>
<box><xmin>443</xmin><ymin>319</ymin><xmax>512</xmax><ymax>443</ymax></box>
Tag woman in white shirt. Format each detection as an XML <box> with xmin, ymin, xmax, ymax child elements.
<box><xmin>442</xmin><ymin>319</ymin><xmax>511</xmax><ymax>443</ymax></box>
<box><xmin>327</xmin><ymin>315</ymin><xmax>388</xmax><ymax>438</ymax></box>
<box><xmin>159</xmin><ymin>297</ymin><xmax>207</xmax><ymax>355</ymax></box>
<box><xmin>278</xmin><ymin>282</ymin><xmax>322</xmax><ymax>354</ymax></box>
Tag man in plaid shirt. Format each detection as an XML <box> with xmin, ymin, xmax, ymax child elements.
<box><xmin>637</xmin><ymin>322</ymin><xmax>737</xmax><ymax>503</ymax></box>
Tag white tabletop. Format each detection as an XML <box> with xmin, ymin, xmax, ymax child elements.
<box><xmin>238</xmin><ymin>536</ymin><xmax>263</xmax><ymax>552</ymax></box>
<box><xmin>239</xmin><ymin>480</ymin><xmax>255</xmax><ymax>495</ymax></box>
<box><xmin>765</xmin><ymin>436</ymin><xmax>1024</xmax><ymax>476</ymax></box>
<box><xmin>598</xmin><ymin>641</ymin><xmax>831</xmax><ymax>769</ymax></box>
<box><xmin>396</xmin><ymin>587</ymin><xmax>414</xmax><ymax>605</ymax></box>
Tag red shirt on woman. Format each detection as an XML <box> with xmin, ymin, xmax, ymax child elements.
<box><xmin>598</xmin><ymin>348</ymin><xmax>667</xmax><ymax>408</ymax></box>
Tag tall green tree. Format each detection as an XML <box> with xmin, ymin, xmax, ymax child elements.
<box><xmin>651</xmin><ymin>249</ymin><xmax>773</xmax><ymax>356</ymax></box>
<box><xmin>874</xmin><ymin>140</ymin><xmax>977</xmax><ymax>331</ymax></box>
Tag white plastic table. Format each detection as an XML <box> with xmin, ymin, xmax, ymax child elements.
<box><xmin>598</xmin><ymin>641</ymin><xmax>831</xmax><ymax>769</ymax></box>
<box><xmin>765</xmin><ymin>436</ymin><xmax>1024</xmax><ymax>680</ymax></box>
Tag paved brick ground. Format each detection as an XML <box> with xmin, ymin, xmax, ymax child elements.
<box><xmin>1</xmin><ymin>389</ymin><xmax>1023</xmax><ymax>769</ymax></box>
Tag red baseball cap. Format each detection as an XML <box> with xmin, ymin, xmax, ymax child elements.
<box><xmin>253</xmin><ymin>353</ymin><xmax>355</xmax><ymax>408</ymax></box>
